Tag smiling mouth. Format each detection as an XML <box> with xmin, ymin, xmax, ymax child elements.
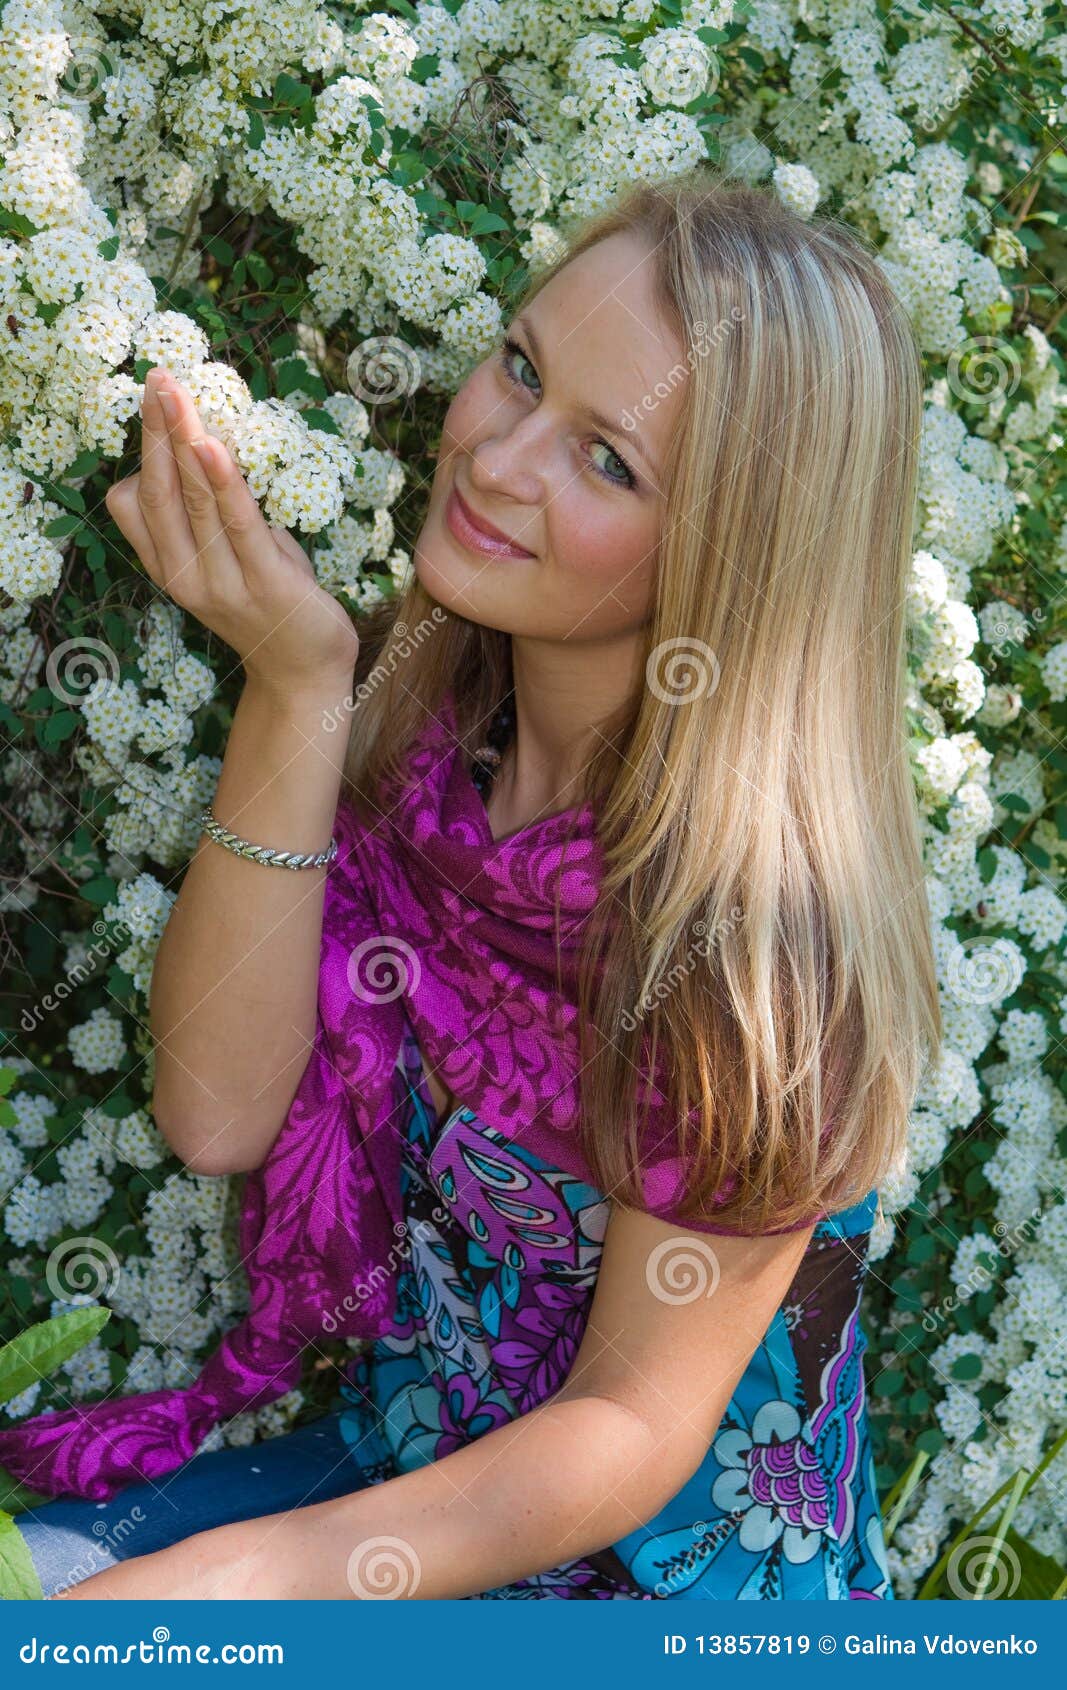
<box><xmin>445</xmin><ymin>483</ymin><xmax>536</xmax><ymax>558</ymax></box>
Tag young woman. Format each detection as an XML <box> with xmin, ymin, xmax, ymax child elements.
<box><xmin>14</xmin><ymin>168</ymin><xmax>940</xmax><ymax>1600</ymax></box>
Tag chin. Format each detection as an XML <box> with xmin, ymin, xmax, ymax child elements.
<box><xmin>410</xmin><ymin>523</ymin><xmax>522</xmax><ymax>629</ymax></box>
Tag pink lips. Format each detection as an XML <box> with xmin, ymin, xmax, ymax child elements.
<box><xmin>445</xmin><ymin>483</ymin><xmax>535</xmax><ymax>558</ymax></box>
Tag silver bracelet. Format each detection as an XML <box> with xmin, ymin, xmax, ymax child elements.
<box><xmin>199</xmin><ymin>805</ymin><xmax>338</xmax><ymax>870</ymax></box>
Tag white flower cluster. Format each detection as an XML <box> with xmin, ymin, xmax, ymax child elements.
<box><xmin>66</xmin><ymin>1004</ymin><xmax>127</xmax><ymax>1074</ymax></box>
<box><xmin>3</xmin><ymin>0</ymin><xmax>1067</xmax><ymax>1580</ymax></box>
<box><xmin>104</xmin><ymin>870</ymin><xmax>176</xmax><ymax>995</ymax></box>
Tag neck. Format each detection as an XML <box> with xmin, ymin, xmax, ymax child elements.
<box><xmin>486</xmin><ymin>632</ymin><xmax>643</xmax><ymax>834</ymax></box>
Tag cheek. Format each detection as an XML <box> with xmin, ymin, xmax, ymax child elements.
<box><xmin>549</xmin><ymin>493</ymin><xmax>658</xmax><ymax>613</ymax></box>
<box><xmin>439</xmin><ymin>368</ymin><xmax>493</xmax><ymax>453</ymax></box>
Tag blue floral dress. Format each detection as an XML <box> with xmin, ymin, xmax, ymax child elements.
<box><xmin>334</xmin><ymin>1014</ymin><xmax>893</xmax><ymax>1599</ymax></box>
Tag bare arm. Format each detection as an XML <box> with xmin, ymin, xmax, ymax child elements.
<box><xmin>146</xmin><ymin>676</ymin><xmax>352</xmax><ymax>1174</ymax></box>
<box><xmin>57</xmin><ymin>1209</ymin><xmax>814</xmax><ymax>1599</ymax></box>
<box><xmin>105</xmin><ymin>366</ymin><xmax>361</xmax><ymax>1174</ymax></box>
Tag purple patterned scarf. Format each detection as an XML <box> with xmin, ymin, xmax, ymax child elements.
<box><xmin>0</xmin><ymin>689</ymin><xmax>714</xmax><ymax>1501</ymax></box>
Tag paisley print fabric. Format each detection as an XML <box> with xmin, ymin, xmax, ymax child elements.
<box><xmin>334</xmin><ymin>1016</ymin><xmax>893</xmax><ymax>1600</ymax></box>
<box><xmin>0</xmin><ymin>689</ymin><xmax>853</xmax><ymax>1507</ymax></box>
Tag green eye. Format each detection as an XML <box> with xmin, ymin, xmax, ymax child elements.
<box><xmin>589</xmin><ymin>441</ymin><xmax>633</xmax><ymax>485</ymax></box>
<box><xmin>497</xmin><ymin>333</ymin><xmax>637</xmax><ymax>491</ymax></box>
<box><xmin>500</xmin><ymin>340</ymin><xmax>538</xmax><ymax>392</ymax></box>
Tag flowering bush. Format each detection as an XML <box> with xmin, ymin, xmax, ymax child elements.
<box><xmin>0</xmin><ymin>0</ymin><xmax>1065</xmax><ymax>1592</ymax></box>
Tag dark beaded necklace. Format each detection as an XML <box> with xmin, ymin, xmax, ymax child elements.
<box><xmin>470</xmin><ymin>688</ymin><xmax>517</xmax><ymax>801</ymax></box>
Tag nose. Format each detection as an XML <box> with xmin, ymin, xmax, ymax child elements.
<box><xmin>466</xmin><ymin>419</ymin><xmax>544</xmax><ymax>508</ymax></box>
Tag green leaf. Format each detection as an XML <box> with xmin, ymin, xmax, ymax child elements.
<box><xmin>906</xmin><ymin>1233</ymin><xmax>938</xmax><ymax>1263</ymax></box>
<box><xmin>0</xmin><ymin>1466</ymin><xmax>49</xmax><ymax>1515</ymax></box>
<box><xmin>42</xmin><ymin>513</ymin><xmax>82</xmax><ymax>538</ymax></box>
<box><xmin>274</xmin><ymin>73</ymin><xmax>313</xmax><ymax>108</ymax></box>
<box><xmin>79</xmin><ymin>874</ymin><xmax>118</xmax><ymax>906</ymax></box>
<box><xmin>1003</xmin><ymin>1528</ymin><xmax>1067</xmax><ymax>1599</ymax></box>
<box><xmin>0</xmin><ymin>1307</ymin><xmax>111</xmax><ymax>1405</ymax></box>
<box><xmin>40</xmin><ymin>709</ymin><xmax>79</xmax><ymax>747</ymax></box>
<box><xmin>0</xmin><ymin>1510</ymin><xmax>44</xmax><ymax>1599</ymax></box>
<box><xmin>245</xmin><ymin>251</ymin><xmax>273</xmax><ymax>289</ymax></box>
<box><xmin>950</xmin><ymin>1352</ymin><xmax>983</xmax><ymax>1381</ymax></box>
<box><xmin>300</xmin><ymin>408</ymin><xmax>340</xmax><ymax>434</ymax></box>
<box><xmin>8</xmin><ymin>1277</ymin><xmax>33</xmax><ymax>1314</ymax></box>
<box><xmin>247</xmin><ymin>109</ymin><xmax>266</xmax><ymax>150</ymax></box>
<box><xmin>413</xmin><ymin>187</ymin><xmax>445</xmax><ymax>218</ymax></box>
<box><xmin>67</xmin><ymin>451</ymin><xmax>102</xmax><ymax>480</ymax></box>
<box><xmin>0</xmin><ymin>208</ymin><xmax>37</xmax><ymax>238</ymax></box>
<box><xmin>916</xmin><ymin>1427</ymin><xmax>945</xmax><ymax>1457</ymax></box>
<box><xmin>964</xmin><ymin>1164</ymin><xmax>991</xmax><ymax>1198</ymax></box>
<box><xmin>276</xmin><ymin>360</ymin><xmax>313</xmax><ymax>398</ymax></box>
<box><xmin>267</xmin><ymin>332</ymin><xmax>300</xmax><ymax>359</ymax></box>
<box><xmin>38</xmin><ymin>481</ymin><xmax>86</xmax><ymax>517</ymax></box>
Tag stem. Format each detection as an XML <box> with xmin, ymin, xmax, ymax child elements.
<box><xmin>917</xmin><ymin>1473</ymin><xmax>1017</xmax><ymax>1599</ymax></box>
<box><xmin>973</xmin><ymin>1468</ymin><xmax>1026</xmax><ymax>1600</ymax></box>
<box><xmin>917</xmin><ymin>1424</ymin><xmax>1067</xmax><ymax>1597</ymax></box>
<box><xmin>0</xmin><ymin>802</ymin><xmax>82</xmax><ymax>892</ymax></box>
<box><xmin>165</xmin><ymin>177</ymin><xmax>207</xmax><ymax>290</ymax></box>
<box><xmin>882</xmin><ymin>1449</ymin><xmax>930</xmax><ymax>1547</ymax></box>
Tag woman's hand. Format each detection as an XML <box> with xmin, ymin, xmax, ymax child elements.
<box><xmin>105</xmin><ymin>367</ymin><xmax>360</xmax><ymax>699</ymax></box>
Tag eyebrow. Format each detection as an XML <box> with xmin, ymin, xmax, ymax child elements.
<box><xmin>512</xmin><ymin>312</ymin><xmax>658</xmax><ymax>478</ymax></box>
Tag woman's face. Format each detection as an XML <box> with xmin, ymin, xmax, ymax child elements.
<box><xmin>414</xmin><ymin>231</ymin><xmax>689</xmax><ymax>643</ymax></box>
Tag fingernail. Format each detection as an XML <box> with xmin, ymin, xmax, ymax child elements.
<box><xmin>157</xmin><ymin>387</ymin><xmax>176</xmax><ymax>422</ymax></box>
<box><xmin>191</xmin><ymin>437</ymin><xmax>218</xmax><ymax>479</ymax></box>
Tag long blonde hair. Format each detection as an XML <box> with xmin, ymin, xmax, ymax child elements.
<box><xmin>340</xmin><ymin>164</ymin><xmax>942</xmax><ymax>1232</ymax></box>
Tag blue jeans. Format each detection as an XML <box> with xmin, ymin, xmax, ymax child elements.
<box><xmin>13</xmin><ymin>1408</ymin><xmax>370</xmax><ymax>1598</ymax></box>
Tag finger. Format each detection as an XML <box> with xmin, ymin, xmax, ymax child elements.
<box><xmin>155</xmin><ymin>374</ymin><xmax>247</xmax><ymax>595</ymax></box>
<box><xmin>138</xmin><ymin>369</ymin><xmax>198</xmax><ymax>592</ymax></box>
<box><xmin>105</xmin><ymin>475</ymin><xmax>162</xmax><ymax>582</ymax></box>
<box><xmin>182</xmin><ymin>432</ymin><xmax>289</xmax><ymax>582</ymax></box>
